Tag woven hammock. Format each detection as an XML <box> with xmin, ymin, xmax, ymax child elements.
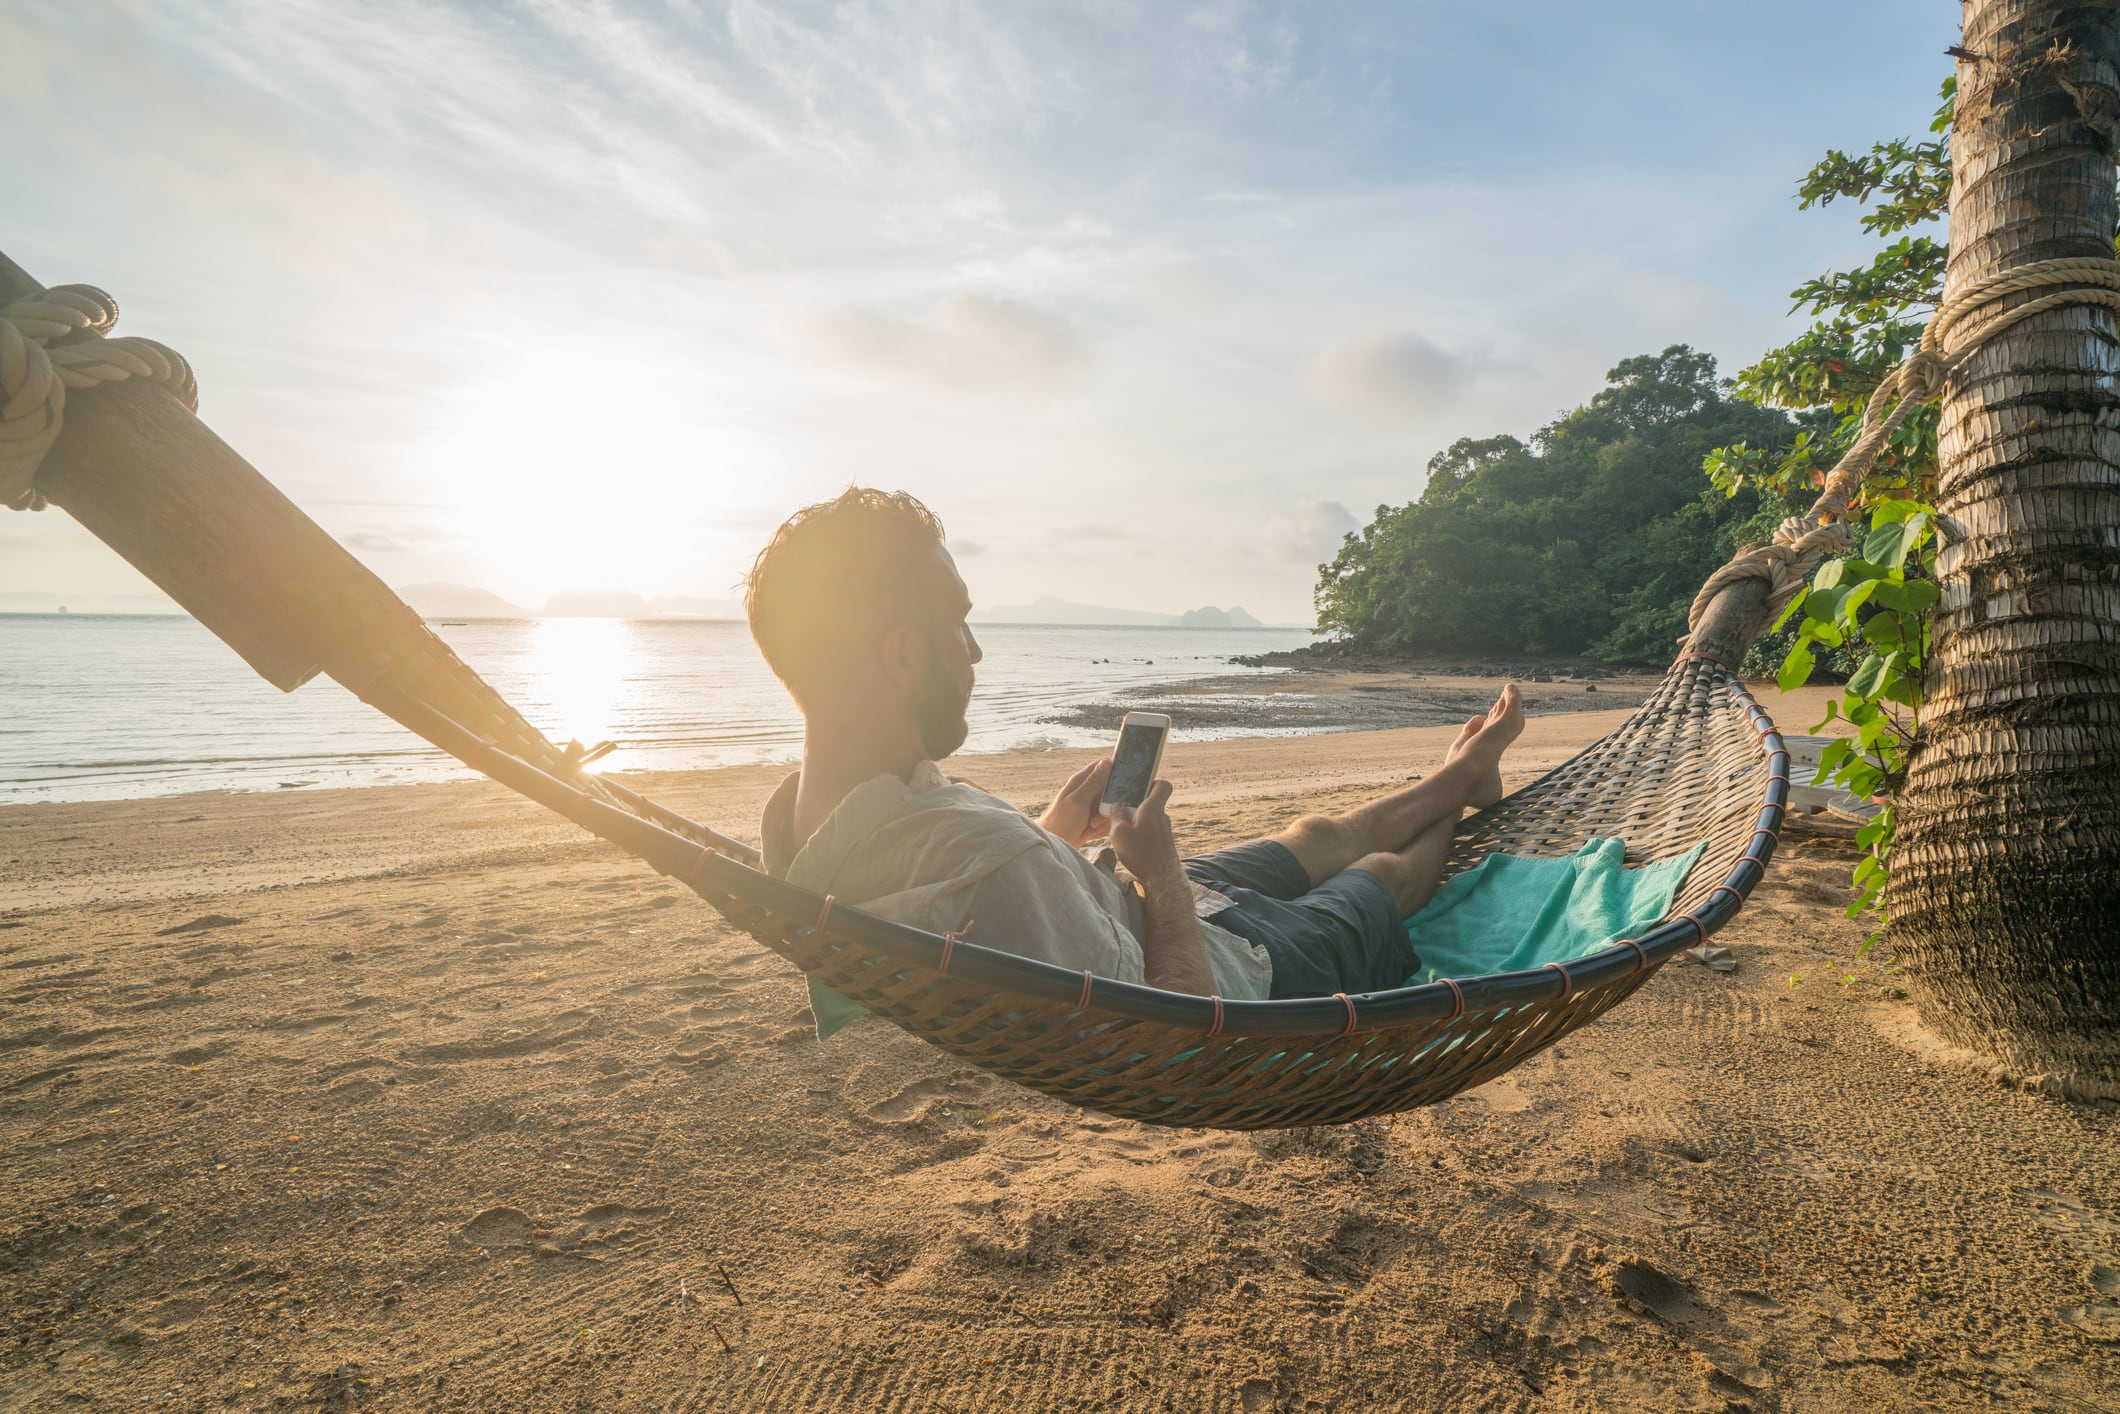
<box><xmin>357</xmin><ymin>650</ymin><xmax>1787</xmax><ymax>1130</ymax></box>
<box><xmin>5</xmin><ymin>258</ymin><xmax>1812</xmax><ymax>1133</ymax></box>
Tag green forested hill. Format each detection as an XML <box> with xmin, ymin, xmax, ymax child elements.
<box><xmin>1314</xmin><ymin>347</ymin><xmax>1810</xmax><ymax>664</ymax></box>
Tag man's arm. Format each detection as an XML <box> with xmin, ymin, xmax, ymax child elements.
<box><xmin>1109</xmin><ymin>779</ymin><xmax>1216</xmax><ymax>995</ymax></box>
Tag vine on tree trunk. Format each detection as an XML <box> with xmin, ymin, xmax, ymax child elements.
<box><xmin>1702</xmin><ymin>80</ymin><xmax>1956</xmax><ymax>945</ymax></box>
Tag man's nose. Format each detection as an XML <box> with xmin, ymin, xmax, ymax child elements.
<box><xmin>967</xmin><ymin>631</ymin><xmax>984</xmax><ymax>665</ymax></box>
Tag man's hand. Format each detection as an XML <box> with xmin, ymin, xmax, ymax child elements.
<box><xmin>1108</xmin><ymin>779</ymin><xmax>1215</xmax><ymax>994</ymax></box>
<box><xmin>1037</xmin><ymin>757</ymin><xmax>1113</xmax><ymax>848</ymax></box>
<box><xmin>1108</xmin><ymin>779</ymin><xmax>1182</xmax><ymax>885</ymax></box>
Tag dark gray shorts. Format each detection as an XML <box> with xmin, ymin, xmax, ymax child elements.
<box><xmin>1182</xmin><ymin>840</ymin><xmax>1415</xmax><ymax>999</ymax></box>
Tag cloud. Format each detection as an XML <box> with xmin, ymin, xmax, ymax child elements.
<box><xmin>0</xmin><ymin>1</ymin><xmax>1965</xmax><ymax>631</ymax></box>
<box><xmin>1265</xmin><ymin>499</ymin><xmax>1361</xmax><ymax>567</ymax></box>
<box><xmin>1310</xmin><ymin>330</ymin><xmax>1487</xmax><ymax>421</ymax></box>
<box><xmin>820</xmin><ymin>293</ymin><xmax>1088</xmax><ymax>388</ymax></box>
<box><xmin>1053</xmin><ymin>523</ymin><xmax>1157</xmax><ymax>548</ymax></box>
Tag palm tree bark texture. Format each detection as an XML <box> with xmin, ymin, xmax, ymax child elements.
<box><xmin>1892</xmin><ymin>0</ymin><xmax>2120</xmax><ymax>1100</ymax></box>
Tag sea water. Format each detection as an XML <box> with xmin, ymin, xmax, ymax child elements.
<box><xmin>0</xmin><ymin>615</ymin><xmax>1315</xmax><ymax>804</ymax></box>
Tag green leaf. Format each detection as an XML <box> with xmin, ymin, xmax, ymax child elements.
<box><xmin>1778</xmin><ymin>643</ymin><xmax>1816</xmax><ymax>692</ymax></box>
<box><xmin>1874</xmin><ymin>579</ymin><xmax>1939</xmax><ymax>615</ymax></box>
<box><xmin>1842</xmin><ymin>579</ymin><xmax>1884</xmax><ymax>616</ymax></box>
<box><xmin>1845</xmin><ymin>651</ymin><xmax>1896</xmax><ymax>699</ymax></box>
<box><xmin>1862</xmin><ymin>610</ymin><xmax>1905</xmax><ymax>650</ymax></box>
<box><xmin>1880</xmin><ymin>671</ymin><xmax>1923</xmax><ymax>708</ymax></box>
<box><xmin>1815</xmin><ymin>737</ymin><xmax>1853</xmax><ymax>784</ymax></box>
<box><xmin>1863</xmin><ymin>513</ymin><xmax>1928</xmax><ymax>571</ymax></box>
<box><xmin>1813</xmin><ymin>560</ymin><xmax>1849</xmax><ymax>591</ymax></box>
<box><xmin>1862</xmin><ymin>519</ymin><xmax>1910</xmax><ymax>567</ymax></box>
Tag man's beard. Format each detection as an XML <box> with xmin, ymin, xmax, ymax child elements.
<box><xmin>913</xmin><ymin>650</ymin><xmax>973</xmax><ymax>760</ymax></box>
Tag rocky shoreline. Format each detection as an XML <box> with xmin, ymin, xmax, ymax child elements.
<box><xmin>1228</xmin><ymin>641</ymin><xmax>1635</xmax><ymax>680</ymax></box>
<box><xmin>1038</xmin><ymin>659</ymin><xmax>1663</xmax><ymax>735</ymax></box>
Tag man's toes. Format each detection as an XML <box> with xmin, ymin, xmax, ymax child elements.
<box><xmin>1472</xmin><ymin>685</ymin><xmax>1527</xmax><ymax>749</ymax></box>
<box><xmin>1443</xmin><ymin>714</ymin><xmax>1484</xmax><ymax>764</ymax></box>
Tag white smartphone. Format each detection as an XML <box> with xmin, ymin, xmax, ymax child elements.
<box><xmin>1099</xmin><ymin>711</ymin><xmax>1171</xmax><ymax>816</ymax></box>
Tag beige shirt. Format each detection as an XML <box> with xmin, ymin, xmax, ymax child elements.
<box><xmin>760</xmin><ymin>764</ymin><xmax>1272</xmax><ymax>1023</ymax></box>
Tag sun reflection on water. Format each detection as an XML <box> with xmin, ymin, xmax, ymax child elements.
<box><xmin>526</xmin><ymin>617</ymin><xmax>631</xmax><ymax>770</ymax></box>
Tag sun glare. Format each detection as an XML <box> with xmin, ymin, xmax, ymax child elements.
<box><xmin>432</xmin><ymin>351</ymin><xmax>724</xmax><ymax>602</ymax></box>
<box><xmin>525</xmin><ymin>616</ymin><xmax>631</xmax><ymax>766</ymax></box>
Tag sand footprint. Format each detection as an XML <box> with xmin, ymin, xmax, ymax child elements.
<box><xmin>1605</xmin><ymin>1256</ymin><xmax>1773</xmax><ymax>1393</ymax></box>
<box><xmin>869</xmin><ymin>1077</ymin><xmax>957</xmax><ymax>1123</ymax></box>
<box><xmin>457</xmin><ymin>1205</ymin><xmax>539</xmax><ymax>1250</ymax></box>
<box><xmin>2026</xmin><ymin>1187</ymin><xmax>2120</xmax><ymax>1342</ymax></box>
<box><xmin>2062</xmin><ymin>1265</ymin><xmax>2120</xmax><ymax>1342</ymax></box>
<box><xmin>1610</xmin><ymin>1255</ymin><xmax>1711</xmax><ymax>1325</ymax></box>
<box><xmin>564</xmin><ymin>1202</ymin><xmax>671</xmax><ymax>1257</ymax></box>
<box><xmin>128</xmin><ymin>1297</ymin><xmax>205</xmax><ymax>1339</ymax></box>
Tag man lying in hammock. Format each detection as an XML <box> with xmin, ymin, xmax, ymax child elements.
<box><xmin>746</xmin><ymin>487</ymin><xmax>1524</xmax><ymax>1030</ymax></box>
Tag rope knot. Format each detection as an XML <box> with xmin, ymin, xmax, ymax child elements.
<box><xmin>1</xmin><ymin>283</ymin><xmax>195</xmax><ymax>512</ymax></box>
<box><xmin>1895</xmin><ymin>347</ymin><xmax>1950</xmax><ymax>404</ymax></box>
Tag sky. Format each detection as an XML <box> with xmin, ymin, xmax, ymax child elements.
<box><xmin>2</xmin><ymin>1</ymin><xmax>1958</xmax><ymax>624</ymax></box>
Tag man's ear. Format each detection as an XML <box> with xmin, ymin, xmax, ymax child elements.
<box><xmin>876</xmin><ymin>624</ymin><xmax>922</xmax><ymax>693</ymax></box>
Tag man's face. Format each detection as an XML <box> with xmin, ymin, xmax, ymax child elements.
<box><xmin>911</xmin><ymin>546</ymin><xmax>981</xmax><ymax>760</ymax></box>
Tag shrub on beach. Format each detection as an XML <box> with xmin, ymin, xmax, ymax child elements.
<box><xmin>1313</xmin><ymin>346</ymin><xmax>1805</xmax><ymax>664</ymax></box>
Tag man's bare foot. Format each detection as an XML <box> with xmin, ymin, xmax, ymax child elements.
<box><xmin>1478</xmin><ymin>682</ymin><xmax>1526</xmax><ymax>747</ymax></box>
<box><xmin>1443</xmin><ymin>713</ymin><xmax>1484</xmax><ymax>767</ymax></box>
<box><xmin>1459</xmin><ymin>683</ymin><xmax>1525</xmax><ymax>809</ymax></box>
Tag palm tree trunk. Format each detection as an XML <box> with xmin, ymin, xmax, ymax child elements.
<box><xmin>1889</xmin><ymin>0</ymin><xmax>2120</xmax><ymax>1100</ymax></box>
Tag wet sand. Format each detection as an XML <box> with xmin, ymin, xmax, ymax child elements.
<box><xmin>3</xmin><ymin>686</ymin><xmax>2115</xmax><ymax>1412</ymax></box>
<box><xmin>1042</xmin><ymin>667</ymin><xmax>1665</xmax><ymax>735</ymax></box>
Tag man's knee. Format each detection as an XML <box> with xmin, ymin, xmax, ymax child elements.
<box><xmin>1278</xmin><ymin>813</ymin><xmax>1347</xmax><ymax>858</ymax></box>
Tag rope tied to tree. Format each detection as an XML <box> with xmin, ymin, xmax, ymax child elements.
<box><xmin>1688</xmin><ymin>255</ymin><xmax>2120</xmax><ymax>634</ymax></box>
<box><xmin>0</xmin><ymin>284</ymin><xmax>195</xmax><ymax>511</ymax></box>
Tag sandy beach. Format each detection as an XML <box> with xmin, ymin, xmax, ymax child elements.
<box><xmin>4</xmin><ymin>687</ymin><xmax>2115</xmax><ymax>1413</ymax></box>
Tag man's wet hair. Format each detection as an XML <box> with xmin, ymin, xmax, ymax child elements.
<box><xmin>744</xmin><ymin>487</ymin><xmax>951</xmax><ymax>708</ymax></box>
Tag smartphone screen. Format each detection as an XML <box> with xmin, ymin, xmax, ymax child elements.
<box><xmin>1102</xmin><ymin>719</ymin><xmax>1168</xmax><ymax>812</ymax></box>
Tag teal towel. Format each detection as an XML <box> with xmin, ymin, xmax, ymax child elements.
<box><xmin>808</xmin><ymin>976</ymin><xmax>866</xmax><ymax>1039</ymax></box>
<box><xmin>1403</xmin><ymin>837</ymin><xmax>1704</xmax><ymax>984</ymax></box>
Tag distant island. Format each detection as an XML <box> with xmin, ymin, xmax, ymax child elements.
<box><xmin>6</xmin><ymin>581</ymin><xmax>1291</xmax><ymax>630</ymax></box>
<box><xmin>974</xmin><ymin>597</ymin><xmax>1268</xmax><ymax>628</ymax></box>
<box><xmin>399</xmin><ymin>585</ymin><xmax>1279</xmax><ymax>626</ymax></box>
<box><xmin>399</xmin><ymin>584</ymin><xmax>746</xmax><ymax>620</ymax></box>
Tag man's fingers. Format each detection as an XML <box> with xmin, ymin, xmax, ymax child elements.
<box><xmin>1110</xmin><ymin>780</ymin><xmax>1172</xmax><ymax>834</ymax></box>
<box><xmin>1068</xmin><ymin>758</ymin><xmax>1112</xmax><ymax>795</ymax></box>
